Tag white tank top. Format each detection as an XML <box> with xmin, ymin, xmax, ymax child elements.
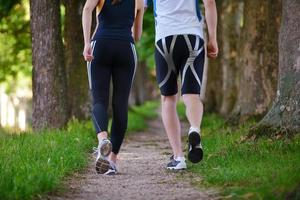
<box><xmin>145</xmin><ymin>0</ymin><xmax>204</xmax><ymax>42</ymax></box>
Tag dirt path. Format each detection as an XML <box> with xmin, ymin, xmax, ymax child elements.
<box><xmin>47</xmin><ymin>118</ymin><xmax>217</xmax><ymax>200</ymax></box>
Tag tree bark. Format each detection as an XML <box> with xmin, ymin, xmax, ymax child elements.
<box><xmin>63</xmin><ymin>0</ymin><xmax>91</xmax><ymax>120</ymax></box>
<box><xmin>256</xmin><ymin>0</ymin><xmax>300</xmax><ymax>133</ymax></box>
<box><xmin>30</xmin><ymin>0</ymin><xmax>68</xmax><ymax>130</ymax></box>
<box><xmin>219</xmin><ymin>0</ymin><xmax>243</xmax><ymax>116</ymax></box>
<box><xmin>131</xmin><ymin>61</ymin><xmax>149</xmax><ymax>105</ymax></box>
<box><xmin>230</xmin><ymin>0</ymin><xmax>281</xmax><ymax>123</ymax></box>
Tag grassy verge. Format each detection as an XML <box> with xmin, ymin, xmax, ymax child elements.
<box><xmin>0</xmin><ymin>101</ymin><xmax>159</xmax><ymax>200</ymax></box>
<box><xmin>176</xmin><ymin>102</ymin><xmax>300</xmax><ymax>199</ymax></box>
<box><xmin>177</xmin><ymin>101</ymin><xmax>187</xmax><ymax>120</ymax></box>
<box><xmin>0</xmin><ymin>121</ymin><xmax>95</xmax><ymax>200</ymax></box>
<box><xmin>127</xmin><ymin>101</ymin><xmax>160</xmax><ymax>132</ymax></box>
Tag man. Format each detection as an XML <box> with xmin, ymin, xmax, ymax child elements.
<box><xmin>145</xmin><ymin>0</ymin><xmax>218</xmax><ymax>170</ymax></box>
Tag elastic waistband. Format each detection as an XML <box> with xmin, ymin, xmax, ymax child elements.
<box><xmin>93</xmin><ymin>28</ymin><xmax>134</xmax><ymax>43</ymax></box>
<box><xmin>155</xmin><ymin>34</ymin><xmax>203</xmax><ymax>44</ymax></box>
<box><xmin>155</xmin><ymin>24</ymin><xmax>204</xmax><ymax>43</ymax></box>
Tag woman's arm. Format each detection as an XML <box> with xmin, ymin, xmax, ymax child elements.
<box><xmin>133</xmin><ymin>0</ymin><xmax>145</xmax><ymax>42</ymax></box>
<box><xmin>82</xmin><ymin>0</ymin><xmax>99</xmax><ymax>61</ymax></box>
<box><xmin>91</xmin><ymin>11</ymin><xmax>99</xmax><ymax>39</ymax></box>
<box><xmin>203</xmin><ymin>0</ymin><xmax>218</xmax><ymax>58</ymax></box>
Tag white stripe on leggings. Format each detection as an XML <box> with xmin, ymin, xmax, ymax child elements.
<box><xmin>86</xmin><ymin>41</ymin><xmax>97</xmax><ymax>90</ymax></box>
<box><xmin>130</xmin><ymin>43</ymin><xmax>137</xmax><ymax>87</ymax></box>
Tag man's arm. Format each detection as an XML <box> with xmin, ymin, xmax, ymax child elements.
<box><xmin>203</xmin><ymin>0</ymin><xmax>218</xmax><ymax>58</ymax></box>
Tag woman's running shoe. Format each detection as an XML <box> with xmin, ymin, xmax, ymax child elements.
<box><xmin>104</xmin><ymin>160</ymin><xmax>118</xmax><ymax>175</ymax></box>
<box><xmin>98</xmin><ymin>138</ymin><xmax>112</xmax><ymax>158</ymax></box>
<box><xmin>93</xmin><ymin>138</ymin><xmax>112</xmax><ymax>174</ymax></box>
<box><xmin>95</xmin><ymin>157</ymin><xmax>110</xmax><ymax>174</ymax></box>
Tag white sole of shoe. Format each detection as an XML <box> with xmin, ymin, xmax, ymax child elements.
<box><xmin>167</xmin><ymin>163</ymin><xmax>187</xmax><ymax>170</ymax></box>
<box><xmin>104</xmin><ymin>169</ymin><xmax>117</xmax><ymax>175</ymax></box>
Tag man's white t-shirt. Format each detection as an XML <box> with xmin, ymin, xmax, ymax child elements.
<box><xmin>145</xmin><ymin>0</ymin><xmax>204</xmax><ymax>42</ymax></box>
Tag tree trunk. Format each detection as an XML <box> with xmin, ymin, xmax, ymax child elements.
<box><xmin>63</xmin><ymin>0</ymin><xmax>91</xmax><ymax>120</ymax></box>
<box><xmin>131</xmin><ymin>61</ymin><xmax>149</xmax><ymax>105</ymax></box>
<box><xmin>219</xmin><ymin>0</ymin><xmax>243</xmax><ymax>116</ymax></box>
<box><xmin>256</xmin><ymin>0</ymin><xmax>300</xmax><ymax>133</ymax></box>
<box><xmin>230</xmin><ymin>0</ymin><xmax>281</xmax><ymax>123</ymax></box>
<box><xmin>204</xmin><ymin>0</ymin><xmax>223</xmax><ymax>112</ymax></box>
<box><xmin>30</xmin><ymin>0</ymin><xmax>68</xmax><ymax>130</ymax></box>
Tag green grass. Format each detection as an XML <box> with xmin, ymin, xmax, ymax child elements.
<box><xmin>0</xmin><ymin>101</ymin><xmax>159</xmax><ymax>200</ymax></box>
<box><xmin>130</xmin><ymin>101</ymin><xmax>160</xmax><ymax>120</ymax></box>
<box><xmin>165</xmin><ymin>100</ymin><xmax>300</xmax><ymax>198</ymax></box>
<box><xmin>177</xmin><ymin>101</ymin><xmax>187</xmax><ymax>120</ymax></box>
<box><xmin>0</xmin><ymin>121</ymin><xmax>95</xmax><ymax>200</ymax></box>
<box><xmin>187</xmin><ymin>114</ymin><xmax>300</xmax><ymax>200</ymax></box>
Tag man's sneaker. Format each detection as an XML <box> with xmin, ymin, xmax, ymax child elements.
<box><xmin>167</xmin><ymin>155</ymin><xmax>187</xmax><ymax>170</ymax></box>
<box><xmin>188</xmin><ymin>128</ymin><xmax>203</xmax><ymax>163</ymax></box>
<box><xmin>188</xmin><ymin>143</ymin><xmax>203</xmax><ymax>163</ymax></box>
<box><xmin>188</xmin><ymin>128</ymin><xmax>201</xmax><ymax>146</ymax></box>
<box><xmin>104</xmin><ymin>160</ymin><xmax>118</xmax><ymax>175</ymax></box>
<box><xmin>98</xmin><ymin>138</ymin><xmax>112</xmax><ymax>158</ymax></box>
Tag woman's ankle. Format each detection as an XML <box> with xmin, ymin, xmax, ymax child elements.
<box><xmin>97</xmin><ymin>131</ymin><xmax>108</xmax><ymax>143</ymax></box>
<box><xmin>109</xmin><ymin>153</ymin><xmax>118</xmax><ymax>163</ymax></box>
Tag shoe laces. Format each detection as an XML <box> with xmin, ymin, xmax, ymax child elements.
<box><xmin>92</xmin><ymin>146</ymin><xmax>100</xmax><ymax>158</ymax></box>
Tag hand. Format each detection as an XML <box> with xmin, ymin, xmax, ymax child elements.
<box><xmin>83</xmin><ymin>43</ymin><xmax>94</xmax><ymax>62</ymax></box>
<box><xmin>207</xmin><ymin>39</ymin><xmax>218</xmax><ymax>59</ymax></box>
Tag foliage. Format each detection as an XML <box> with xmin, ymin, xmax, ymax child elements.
<box><xmin>0</xmin><ymin>0</ymin><xmax>31</xmax><ymax>88</ymax></box>
<box><xmin>0</xmin><ymin>121</ymin><xmax>95</xmax><ymax>200</ymax></box>
<box><xmin>177</xmin><ymin>101</ymin><xmax>187</xmax><ymax>120</ymax></box>
<box><xmin>127</xmin><ymin>101</ymin><xmax>159</xmax><ymax>132</ymax></box>
<box><xmin>136</xmin><ymin>5</ymin><xmax>155</xmax><ymax>68</ymax></box>
<box><xmin>130</xmin><ymin>100</ymin><xmax>159</xmax><ymax>120</ymax></box>
<box><xmin>0</xmin><ymin>0</ymin><xmax>20</xmax><ymax>18</ymax></box>
<box><xmin>187</xmin><ymin>115</ymin><xmax>300</xmax><ymax>199</ymax></box>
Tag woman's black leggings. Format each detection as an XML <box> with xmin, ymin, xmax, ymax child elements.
<box><xmin>87</xmin><ymin>39</ymin><xmax>137</xmax><ymax>154</ymax></box>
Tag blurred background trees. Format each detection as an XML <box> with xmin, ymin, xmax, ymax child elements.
<box><xmin>254</xmin><ymin>0</ymin><xmax>300</xmax><ymax>134</ymax></box>
<box><xmin>229</xmin><ymin>0</ymin><xmax>281</xmax><ymax>123</ymax></box>
<box><xmin>63</xmin><ymin>0</ymin><xmax>91</xmax><ymax>120</ymax></box>
<box><xmin>0</xmin><ymin>0</ymin><xmax>299</xmax><ymax>133</ymax></box>
<box><xmin>0</xmin><ymin>0</ymin><xmax>31</xmax><ymax>85</ymax></box>
<box><xmin>0</xmin><ymin>0</ymin><xmax>31</xmax><ymax>131</ymax></box>
<box><xmin>30</xmin><ymin>0</ymin><xmax>68</xmax><ymax>129</ymax></box>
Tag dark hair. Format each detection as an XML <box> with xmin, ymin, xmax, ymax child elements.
<box><xmin>111</xmin><ymin>0</ymin><xmax>122</xmax><ymax>5</ymax></box>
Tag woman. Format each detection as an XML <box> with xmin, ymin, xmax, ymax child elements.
<box><xmin>82</xmin><ymin>0</ymin><xmax>144</xmax><ymax>175</ymax></box>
